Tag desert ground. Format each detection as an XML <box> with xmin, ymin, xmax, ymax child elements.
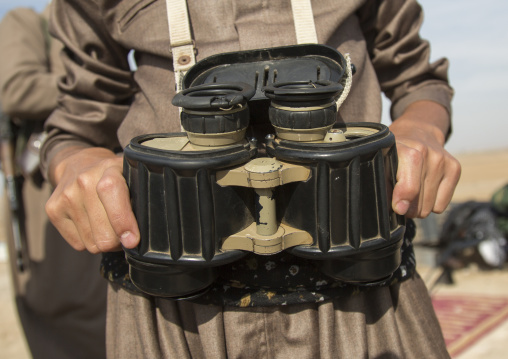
<box><xmin>1</xmin><ymin>147</ymin><xmax>508</xmax><ymax>358</ymax></box>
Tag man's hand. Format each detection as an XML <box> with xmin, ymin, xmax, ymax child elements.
<box><xmin>45</xmin><ymin>146</ymin><xmax>140</xmax><ymax>253</ymax></box>
<box><xmin>390</xmin><ymin>100</ymin><xmax>461</xmax><ymax>218</ymax></box>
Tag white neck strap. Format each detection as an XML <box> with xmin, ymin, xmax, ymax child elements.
<box><xmin>165</xmin><ymin>0</ymin><xmax>196</xmax><ymax>93</ymax></box>
<box><xmin>290</xmin><ymin>0</ymin><xmax>318</xmax><ymax>44</ymax></box>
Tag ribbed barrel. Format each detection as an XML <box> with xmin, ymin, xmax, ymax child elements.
<box><xmin>123</xmin><ymin>133</ymin><xmax>255</xmax><ymax>297</ymax></box>
<box><xmin>266</xmin><ymin>122</ymin><xmax>406</xmax><ymax>282</ymax></box>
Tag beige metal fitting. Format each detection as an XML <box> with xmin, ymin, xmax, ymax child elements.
<box><xmin>221</xmin><ymin>222</ymin><xmax>313</xmax><ymax>254</ymax></box>
<box><xmin>216</xmin><ymin>157</ymin><xmax>311</xmax><ymax>189</ymax></box>
<box><xmin>217</xmin><ymin>157</ymin><xmax>313</xmax><ymax>254</ymax></box>
<box><xmin>324</xmin><ymin>129</ymin><xmax>347</xmax><ymax>142</ymax></box>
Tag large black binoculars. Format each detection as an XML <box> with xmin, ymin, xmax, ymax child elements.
<box><xmin>122</xmin><ymin>44</ymin><xmax>406</xmax><ymax>298</ymax></box>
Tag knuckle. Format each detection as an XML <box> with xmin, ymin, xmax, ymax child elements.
<box><xmin>96</xmin><ymin>173</ymin><xmax>121</xmax><ymax>193</ymax></box>
<box><xmin>45</xmin><ymin>198</ymin><xmax>59</xmax><ymax>220</ymax></box>
<box><xmin>57</xmin><ymin>188</ymin><xmax>78</xmax><ymax>212</ymax></box>
<box><xmin>76</xmin><ymin>173</ymin><xmax>93</xmax><ymax>190</ymax></box>
<box><xmin>45</xmin><ymin>193</ymin><xmax>72</xmax><ymax>222</ymax></box>
<box><xmin>405</xmin><ymin>147</ymin><xmax>424</xmax><ymax>166</ymax></box>
<box><xmin>432</xmin><ymin>152</ymin><xmax>446</xmax><ymax>170</ymax></box>
<box><xmin>416</xmin><ymin>143</ymin><xmax>428</xmax><ymax>157</ymax></box>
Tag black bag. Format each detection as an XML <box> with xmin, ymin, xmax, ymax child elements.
<box><xmin>437</xmin><ymin>201</ymin><xmax>507</xmax><ymax>272</ymax></box>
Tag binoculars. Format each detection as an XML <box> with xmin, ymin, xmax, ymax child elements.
<box><xmin>122</xmin><ymin>44</ymin><xmax>406</xmax><ymax>298</ymax></box>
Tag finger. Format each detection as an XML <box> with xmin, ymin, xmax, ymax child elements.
<box><xmin>45</xmin><ymin>187</ymin><xmax>96</xmax><ymax>252</ymax></box>
<box><xmin>73</xmin><ymin>208</ymin><xmax>102</xmax><ymax>253</ymax></box>
<box><xmin>49</xmin><ymin>215</ymin><xmax>86</xmax><ymax>251</ymax></box>
<box><xmin>417</xmin><ymin>152</ymin><xmax>446</xmax><ymax>217</ymax></box>
<box><xmin>416</xmin><ymin>152</ymin><xmax>461</xmax><ymax>217</ymax></box>
<box><xmin>45</xmin><ymin>193</ymin><xmax>80</xmax><ymax>249</ymax></box>
<box><xmin>63</xmin><ymin>198</ymin><xmax>104</xmax><ymax>253</ymax></box>
<box><xmin>96</xmin><ymin>166</ymin><xmax>140</xmax><ymax>249</ymax></box>
<box><xmin>433</xmin><ymin>157</ymin><xmax>461</xmax><ymax>213</ymax></box>
<box><xmin>405</xmin><ymin>179</ymin><xmax>425</xmax><ymax>218</ymax></box>
<box><xmin>71</xmin><ymin>165</ymin><xmax>122</xmax><ymax>252</ymax></box>
<box><xmin>84</xmin><ymin>190</ymin><xmax>122</xmax><ymax>252</ymax></box>
<box><xmin>392</xmin><ymin>144</ymin><xmax>424</xmax><ymax>216</ymax></box>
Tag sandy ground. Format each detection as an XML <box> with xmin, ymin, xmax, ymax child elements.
<box><xmin>0</xmin><ymin>188</ymin><xmax>31</xmax><ymax>358</ymax></box>
<box><xmin>450</xmin><ymin>149</ymin><xmax>508</xmax><ymax>203</ymax></box>
<box><xmin>0</xmin><ymin>147</ymin><xmax>507</xmax><ymax>358</ymax></box>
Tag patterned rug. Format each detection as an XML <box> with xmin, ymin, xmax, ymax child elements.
<box><xmin>432</xmin><ymin>295</ymin><xmax>508</xmax><ymax>357</ymax></box>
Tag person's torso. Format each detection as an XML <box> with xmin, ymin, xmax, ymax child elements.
<box><xmin>94</xmin><ymin>0</ymin><xmax>382</xmax><ymax>146</ymax></box>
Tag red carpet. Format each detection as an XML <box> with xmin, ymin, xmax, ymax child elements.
<box><xmin>432</xmin><ymin>295</ymin><xmax>508</xmax><ymax>357</ymax></box>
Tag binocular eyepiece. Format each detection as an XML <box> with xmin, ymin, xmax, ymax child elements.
<box><xmin>122</xmin><ymin>44</ymin><xmax>405</xmax><ymax>298</ymax></box>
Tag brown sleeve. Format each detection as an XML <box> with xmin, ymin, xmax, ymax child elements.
<box><xmin>358</xmin><ymin>0</ymin><xmax>454</xmax><ymax>121</ymax></box>
<box><xmin>0</xmin><ymin>8</ymin><xmax>60</xmax><ymax>120</ymax></box>
<box><xmin>40</xmin><ymin>0</ymin><xmax>137</xmax><ymax>177</ymax></box>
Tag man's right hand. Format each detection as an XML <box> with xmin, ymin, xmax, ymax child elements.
<box><xmin>45</xmin><ymin>146</ymin><xmax>140</xmax><ymax>253</ymax></box>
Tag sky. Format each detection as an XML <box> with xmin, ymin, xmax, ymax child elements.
<box><xmin>1</xmin><ymin>0</ymin><xmax>507</xmax><ymax>155</ymax></box>
<box><xmin>381</xmin><ymin>0</ymin><xmax>508</xmax><ymax>155</ymax></box>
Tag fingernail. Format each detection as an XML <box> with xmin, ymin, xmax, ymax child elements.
<box><xmin>120</xmin><ymin>231</ymin><xmax>137</xmax><ymax>248</ymax></box>
<box><xmin>395</xmin><ymin>200</ymin><xmax>410</xmax><ymax>215</ymax></box>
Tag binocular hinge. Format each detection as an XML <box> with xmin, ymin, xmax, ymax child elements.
<box><xmin>217</xmin><ymin>158</ymin><xmax>312</xmax><ymax>254</ymax></box>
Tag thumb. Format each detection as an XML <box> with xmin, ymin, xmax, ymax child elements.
<box><xmin>392</xmin><ymin>144</ymin><xmax>424</xmax><ymax>216</ymax></box>
<box><xmin>96</xmin><ymin>164</ymin><xmax>140</xmax><ymax>249</ymax></box>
